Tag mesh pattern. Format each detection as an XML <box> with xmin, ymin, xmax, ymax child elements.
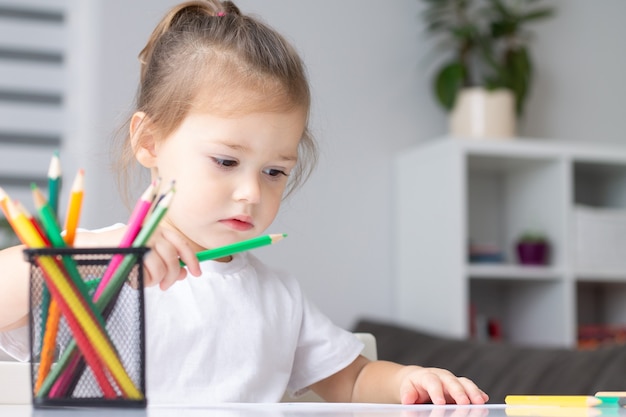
<box><xmin>26</xmin><ymin>247</ymin><xmax>148</xmax><ymax>408</ymax></box>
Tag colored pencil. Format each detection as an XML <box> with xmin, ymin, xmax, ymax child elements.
<box><xmin>43</xmin><ymin>188</ymin><xmax>175</xmax><ymax>397</ymax></box>
<box><xmin>34</xmin><ymin>299</ymin><xmax>60</xmax><ymax>393</ymax></box>
<box><xmin>33</xmin><ymin>182</ymin><xmax>107</xmax><ymax>394</ymax></box>
<box><xmin>595</xmin><ymin>396</ymin><xmax>626</xmax><ymax>406</ymax></box>
<box><xmin>93</xmin><ymin>180</ymin><xmax>157</xmax><ymax>299</ymax></box>
<box><xmin>32</xmin><ymin>185</ymin><xmax>105</xmax><ymax>327</ymax></box>
<box><xmin>13</xmin><ymin>193</ymin><xmax>141</xmax><ymax>399</ymax></box>
<box><xmin>51</xmin><ymin>180</ymin><xmax>157</xmax><ymax>397</ymax></box>
<box><xmin>0</xmin><ymin>187</ymin><xmax>8</xmax><ymax>218</ymax></box>
<box><xmin>63</xmin><ymin>169</ymin><xmax>84</xmax><ymax>246</ymax></box>
<box><xmin>35</xmin><ymin>171</ymin><xmax>83</xmax><ymax>395</ymax></box>
<box><xmin>5</xmin><ymin>198</ymin><xmax>117</xmax><ymax>398</ymax></box>
<box><xmin>505</xmin><ymin>395</ymin><xmax>620</xmax><ymax>407</ymax></box>
<box><xmin>47</xmin><ymin>151</ymin><xmax>61</xmax><ymax>218</ymax></box>
<box><xmin>180</xmin><ymin>233</ymin><xmax>287</xmax><ymax>266</ymax></box>
<box><xmin>15</xmin><ymin>198</ymin><xmax>54</xmax><ymax>356</ymax></box>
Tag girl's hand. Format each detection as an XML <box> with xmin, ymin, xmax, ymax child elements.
<box><xmin>143</xmin><ymin>227</ymin><xmax>202</xmax><ymax>290</ymax></box>
<box><xmin>398</xmin><ymin>366</ymin><xmax>488</xmax><ymax>405</ymax></box>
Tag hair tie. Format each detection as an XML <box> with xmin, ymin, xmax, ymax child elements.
<box><xmin>217</xmin><ymin>11</ymin><xmax>226</xmax><ymax>17</ymax></box>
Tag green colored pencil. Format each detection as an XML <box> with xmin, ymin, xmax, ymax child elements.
<box><xmin>40</xmin><ymin>151</ymin><xmax>60</xmax><ymax>355</ymax></box>
<box><xmin>38</xmin><ymin>186</ymin><xmax>176</xmax><ymax>397</ymax></box>
<box><xmin>47</xmin><ymin>151</ymin><xmax>61</xmax><ymax>218</ymax></box>
<box><xmin>180</xmin><ymin>233</ymin><xmax>287</xmax><ymax>266</ymax></box>
<box><xmin>32</xmin><ymin>185</ymin><xmax>106</xmax><ymax>329</ymax></box>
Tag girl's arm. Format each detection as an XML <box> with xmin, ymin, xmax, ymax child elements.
<box><xmin>0</xmin><ymin>227</ymin><xmax>127</xmax><ymax>331</ymax></box>
<box><xmin>0</xmin><ymin>244</ymin><xmax>30</xmax><ymax>331</ymax></box>
<box><xmin>0</xmin><ymin>224</ymin><xmax>201</xmax><ymax>330</ymax></box>
<box><xmin>311</xmin><ymin>355</ymin><xmax>489</xmax><ymax>404</ymax></box>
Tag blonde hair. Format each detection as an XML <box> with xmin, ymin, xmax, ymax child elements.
<box><xmin>113</xmin><ymin>0</ymin><xmax>316</xmax><ymax>205</ymax></box>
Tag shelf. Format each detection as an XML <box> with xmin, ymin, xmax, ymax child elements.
<box><xmin>468</xmin><ymin>264</ymin><xmax>563</xmax><ymax>281</ymax></box>
<box><xmin>395</xmin><ymin>138</ymin><xmax>626</xmax><ymax>347</ymax></box>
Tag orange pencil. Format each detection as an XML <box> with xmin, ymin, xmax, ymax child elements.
<box><xmin>35</xmin><ymin>170</ymin><xmax>84</xmax><ymax>392</ymax></box>
<box><xmin>63</xmin><ymin>169</ymin><xmax>84</xmax><ymax>246</ymax></box>
<box><xmin>7</xmin><ymin>199</ymin><xmax>140</xmax><ymax>399</ymax></box>
<box><xmin>34</xmin><ymin>300</ymin><xmax>60</xmax><ymax>393</ymax></box>
<box><xmin>4</xmin><ymin>198</ymin><xmax>116</xmax><ymax>398</ymax></box>
<box><xmin>36</xmin><ymin>170</ymin><xmax>84</xmax><ymax>387</ymax></box>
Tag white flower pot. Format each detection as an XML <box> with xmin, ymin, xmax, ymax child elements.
<box><xmin>449</xmin><ymin>87</ymin><xmax>516</xmax><ymax>140</ymax></box>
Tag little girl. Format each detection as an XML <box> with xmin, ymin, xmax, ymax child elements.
<box><xmin>0</xmin><ymin>0</ymin><xmax>488</xmax><ymax>405</ymax></box>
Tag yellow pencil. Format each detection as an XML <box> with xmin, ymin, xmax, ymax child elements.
<box><xmin>505</xmin><ymin>395</ymin><xmax>604</xmax><ymax>407</ymax></box>
<box><xmin>7</xmin><ymin>201</ymin><xmax>141</xmax><ymax>399</ymax></box>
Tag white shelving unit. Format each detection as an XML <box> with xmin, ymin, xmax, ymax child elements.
<box><xmin>394</xmin><ymin>137</ymin><xmax>626</xmax><ymax>348</ymax></box>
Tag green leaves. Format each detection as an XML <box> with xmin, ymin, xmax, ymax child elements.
<box><xmin>421</xmin><ymin>0</ymin><xmax>555</xmax><ymax>115</ymax></box>
<box><xmin>435</xmin><ymin>62</ymin><xmax>467</xmax><ymax>111</ymax></box>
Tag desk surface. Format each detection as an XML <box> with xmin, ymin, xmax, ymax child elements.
<box><xmin>1</xmin><ymin>403</ymin><xmax>624</xmax><ymax>417</ymax></box>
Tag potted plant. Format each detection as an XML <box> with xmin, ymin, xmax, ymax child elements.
<box><xmin>421</xmin><ymin>0</ymin><xmax>555</xmax><ymax>138</ymax></box>
<box><xmin>515</xmin><ymin>230</ymin><xmax>549</xmax><ymax>265</ymax></box>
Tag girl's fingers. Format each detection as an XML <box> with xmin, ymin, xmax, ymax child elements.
<box><xmin>159</xmin><ymin>227</ymin><xmax>202</xmax><ymax>278</ymax></box>
<box><xmin>458</xmin><ymin>377</ymin><xmax>489</xmax><ymax>404</ymax></box>
<box><xmin>143</xmin><ymin>227</ymin><xmax>201</xmax><ymax>290</ymax></box>
<box><xmin>152</xmin><ymin>237</ymin><xmax>183</xmax><ymax>290</ymax></box>
<box><xmin>143</xmin><ymin>249</ymin><xmax>167</xmax><ymax>288</ymax></box>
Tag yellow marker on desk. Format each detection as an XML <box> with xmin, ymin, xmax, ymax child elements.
<box><xmin>505</xmin><ymin>395</ymin><xmax>623</xmax><ymax>407</ymax></box>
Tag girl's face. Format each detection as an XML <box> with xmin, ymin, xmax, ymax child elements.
<box><xmin>137</xmin><ymin>108</ymin><xmax>306</xmax><ymax>253</ymax></box>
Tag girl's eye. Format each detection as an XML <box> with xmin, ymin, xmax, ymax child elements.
<box><xmin>263</xmin><ymin>168</ymin><xmax>288</xmax><ymax>178</ymax></box>
<box><xmin>213</xmin><ymin>158</ymin><xmax>238</xmax><ymax>168</ymax></box>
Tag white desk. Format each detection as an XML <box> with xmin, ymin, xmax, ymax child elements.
<box><xmin>1</xmin><ymin>403</ymin><xmax>624</xmax><ymax>417</ymax></box>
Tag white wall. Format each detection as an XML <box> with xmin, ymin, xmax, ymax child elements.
<box><xmin>65</xmin><ymin>0</ymin><xmax>626</xmax><ymax>330</ymax></box>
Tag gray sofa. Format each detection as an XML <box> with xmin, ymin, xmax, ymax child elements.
<box><xmin>353</xmin><ymin>318</ymin><xmax>626</xmax><ymax>403</ymax></box>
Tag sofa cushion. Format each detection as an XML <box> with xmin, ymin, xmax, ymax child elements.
<box><xmin>353</xmin><ymin>318</ymin><xmax>626</xmax><ymax>403</ymax></box>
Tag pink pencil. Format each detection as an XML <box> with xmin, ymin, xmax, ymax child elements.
<box><xmin>92</xmin><ymin>180</ymin><xmax>158</xmax><ymax>299</ymax></box>
<box><xmin>51</xmin><ymin>180</ymin><xmax>159</xmax><ymax>396</ymax></box>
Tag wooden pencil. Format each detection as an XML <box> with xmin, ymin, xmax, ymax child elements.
<box><xmin>63</xmin><ymin>169</ymin><xmax>84</xmax><ymax>246</ymax></box>
<box><xmin>505</xmin><ymin>395</ymin><xmax>606</xmax><ymax>407</ymax></box>
<box><xmin>31</xmin><ymin>185</ymin><xmax>142</xmax><ymax>397</ymax></box>
<box><xmin>93</xmin><ymin>180</ymin><xmax>157</xmax><ymax>299</ymax></box>
<box><xmin>43</xmin><ymin>187</ymin><xmax>175</xmax><ymax>398</ymax></box>
<box><xmin>5</xmin><ymin>198</ymin><xmax>117</xmax><ymax>398</ymax></box>
<box><xmin>180</xmin><ymin>233</ymin><xmax>287</xmax><ymax>266</ymax></box>
<box><xmin>47</xmin><ymin>151</ymin><xmax>61</xmax><ymax>218</ymax></box>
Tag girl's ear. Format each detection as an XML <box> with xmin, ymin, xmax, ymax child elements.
<box><xmin>130</xmin><ymin>111</ymin><xmax>158</xmax><ymax>168</ymax></box>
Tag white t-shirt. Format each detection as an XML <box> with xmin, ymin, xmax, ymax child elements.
<box><xmin>0</xmin><ymin>251</ymin><xmax>363</xmax><ymax>404</ymax></box>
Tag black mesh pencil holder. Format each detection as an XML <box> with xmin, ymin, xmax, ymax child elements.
<box><xmin>25</xmin><ymin>247</ymin><xmax>149</xmax><ymax>408</ymax></box>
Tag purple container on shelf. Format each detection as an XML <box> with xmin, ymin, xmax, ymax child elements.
<box><xmin>516</xmin><ymin>241</ymin><xmax>549</xmax><ymax>265</ymax></box>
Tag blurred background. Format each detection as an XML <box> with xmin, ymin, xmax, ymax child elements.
<box><xmin>1</xmin><ymin>0</ymin><xmax>625</xmax><ymax>332</ymax></box>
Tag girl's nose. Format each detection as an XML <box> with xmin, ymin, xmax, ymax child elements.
<box><xmin>232</xmin><ymin>174</ymin><xmax>261</xmax><ymax>204</ymax></box>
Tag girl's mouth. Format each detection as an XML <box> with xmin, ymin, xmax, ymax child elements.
<box><xmin>220</xmin><ymin>217</ymin><xmax>254</xmax><ymax>231</ymax></box>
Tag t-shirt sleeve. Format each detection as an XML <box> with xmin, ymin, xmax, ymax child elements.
<box><xmin>286</xmin><ymin>292</ymin><xmax>364</xmax><ymax>396</ymax></box>
<box><xmin>0</xmin><ymin>325</ymin><xmax>30</xmax><ymax>362</ymax></box>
